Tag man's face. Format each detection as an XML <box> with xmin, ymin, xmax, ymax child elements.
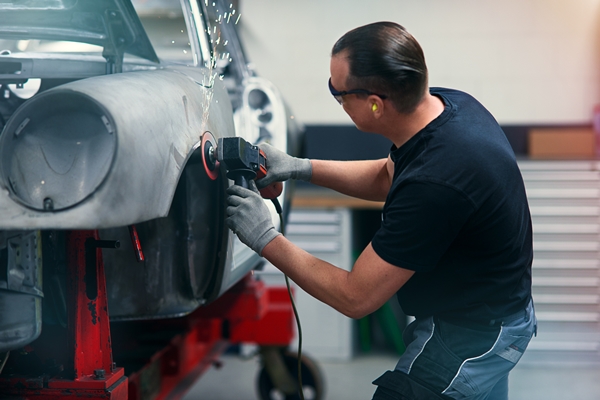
<box><xmin>329</xmin><ymin>54</ymin><xmax>375</xmax><ymax>132</ymax></box>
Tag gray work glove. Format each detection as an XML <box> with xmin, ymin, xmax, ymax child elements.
<box><xmin>256</xmin><ymin>143</ymin><xmax>312</xmax><ymax>189</ymax></box>
<box><xmin>226</xmin><ymin>180</ymin><xmax>281</xmax><ymax>255</ymax></box>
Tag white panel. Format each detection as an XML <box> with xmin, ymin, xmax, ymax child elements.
<box><xmin>530</xmin><ymin>207</ymin><xmax>599</xmax><ymax>216</ymax></box>
<box><xmin>288</xmin><ymin>212</ymin><xmax>340</xmax><ymax>224</ymax></box>
<box><xmin>519</xmin><ymin>161</ymin><xmax>598</xmax><ymax>171</ymax></box>
<box><xmin>533</xmin><ymin>224</ymin><xmax>599</xmax><ymax>234</ymax></box>
<box><xmin>526</xmin><ymin>189</ymin><xmax>600</xmax><ymax>199</ymax></box>
<box><xmin>532</xmin><ymin>277</ymin><xmax>599</xmax><ymax>287</ymax></box>
<box><xmin>285</xmin><ymin>224</ymin><xmax>340</xmax><ymax>235</ymax></box>
<box><xmin>533</xmin><ymin>242</ymin><xmax>600</xmax><ymax>252</ymax></box>
<box><xmin>528</xmin><ymin>341</ymin><xmax>599</xmax><ymax>352</ymax></box>
<box><xmin>533</xmin><ymin>259</ymin><xmax>599</xmax><ymax>269</ymax></box>
<box><xmin>533</xmin><ymin>294</ymin><xmax>599</xmax><ymax>305</ymax></box>
<box><xmin>535</xmin><ymin>312</ymin><xmax>598</xmax><ymax>322</ymax></box>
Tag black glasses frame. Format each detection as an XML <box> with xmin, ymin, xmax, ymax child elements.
<box><xmin>328</xmin><ymin>78</ymin><xmax>388</xmax><ymax>104</ymax></box>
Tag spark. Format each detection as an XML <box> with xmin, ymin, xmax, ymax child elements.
<box><xmin>199</xmin><ymin>2</ymin><xmax>242</xmax><ymax>128</ymax></box>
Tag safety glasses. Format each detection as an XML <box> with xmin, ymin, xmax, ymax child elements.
<box><xmin>328</xmin><ymin>78</ymin><xmax>388</xmax><ymax>104</ymax></box>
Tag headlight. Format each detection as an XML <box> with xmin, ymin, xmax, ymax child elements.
<box><xmin>0</xmin><ymin>89</ymin><xmax>117</xmax><ymax>211</ymax></box>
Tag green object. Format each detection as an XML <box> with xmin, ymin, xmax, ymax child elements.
<box><xmin>375</xmin><ymin>302</ymin><xmax>406</xmax><ymax>355</ymax></box>
<box><xmin>358</xmin><ymin>302</ymin><xmax>406</xmax><ymax>355</ymax></box>
<box><xmin>358</xmin><ymin>316</ymin><xmax>371</xmax><ymax>353</ymax></box>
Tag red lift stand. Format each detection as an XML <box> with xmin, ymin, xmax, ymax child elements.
<box><xmin>0</xmin><ymin>231</ymin><xmax>128</xmax><ymax>399</ymax></box>
<box><xmin>0</xmin><ymin>230</ymin><xmax>320</xmax><ymax>400</ymax></box>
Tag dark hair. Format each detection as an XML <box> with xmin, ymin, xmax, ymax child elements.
<box><xmin>332</xmin><ymin>22</ymin><xmax>428</xmax><ymax>114</ymax></box>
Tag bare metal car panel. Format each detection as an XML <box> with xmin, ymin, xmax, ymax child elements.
<box><xmin>0</xmin><ymin>66</ymin><xmax>234</xmax><ymax>228</ymax></box>
<box><xmin>0</xmin><ymin>0</ymin><xmax>303</xmax><ymax>348</ymax></box>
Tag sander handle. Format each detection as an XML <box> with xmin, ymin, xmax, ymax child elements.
<box><xmin>259</xmin><ymin>181</ymin><xmax>283</xmax><ymax>199</ymax></box>
<box><xmin>256</xmin><ymin>148</ymin><xmax>283</xmax><ymax>199</ymax></box>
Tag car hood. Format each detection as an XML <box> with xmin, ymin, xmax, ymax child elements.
<box><xmin>0</xmin><ymin>0</ymin><xmax>158</xmax><ymax>63</ymax></box>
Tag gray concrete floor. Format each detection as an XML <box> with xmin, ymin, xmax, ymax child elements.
<box><xmin>182</xmin><ymin>351</ymin><xmax>600</xmax><ymax>400</ymax></box>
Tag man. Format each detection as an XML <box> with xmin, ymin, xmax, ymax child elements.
<box><xmin>226</xmin><ymin>22</ymin><xmax>536</xmax><ymax>399</ymax></box>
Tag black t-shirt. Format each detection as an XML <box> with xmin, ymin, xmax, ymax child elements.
<box><xmin>371</xmin><ymin>87</ymin><xmax>532</xmax><ymax>322</ymax></box>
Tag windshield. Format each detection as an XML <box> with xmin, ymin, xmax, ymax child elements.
<box><xmin>0</xmin><ymin>0</ymin><xmax>195</xmax><ymax>65</ymax></box>
<box><xmin>0</xmin><ymin>0</ymin><xmax>241</xmax><ymax>69</ymax></box>
<box><xmin>131</xmin><ymin>0</ymin><xmax>194</xmax><ymax>64</ymax></box>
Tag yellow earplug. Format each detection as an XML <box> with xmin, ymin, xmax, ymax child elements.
<box><xmin>372</xmin><ymin>103</ymin><xmax>378</xmax><ymax>112</ymax></box>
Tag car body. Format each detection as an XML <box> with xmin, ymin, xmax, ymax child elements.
<box><xmin>0</xmin><ymin>0</ymin><xmax>303</xmax><ymax>352</ymax></box>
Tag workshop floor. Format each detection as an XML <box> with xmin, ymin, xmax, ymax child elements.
<box><xmin>182</xmin><ymin>351</ymin><xmax>600</xmax><ymax>400</ymax></box>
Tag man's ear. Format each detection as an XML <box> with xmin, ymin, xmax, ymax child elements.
<box><xmin>369</xmin><ymin>95</ymin><xmax>384</xmax><ymax>117</ymax></box>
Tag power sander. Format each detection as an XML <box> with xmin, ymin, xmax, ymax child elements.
<box><xmin>202</xmin><ymin>135</ymin><xmax>283</xmax><ymax>199</ymax></box>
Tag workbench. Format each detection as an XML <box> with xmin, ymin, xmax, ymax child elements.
<box><xmin>291</xmin><ymin>185</ymin><xmax>384</xmax><ymax>210</ymax></box>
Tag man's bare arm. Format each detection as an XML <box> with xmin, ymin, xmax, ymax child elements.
<box><xmin>261</xmin><ymin>235</ymin><xmax>414</xmax><ymax>319</ymax></box>
<box><xmin>309</xmin><ymin>156</ymin><xmax>394</xmax><ymax>202</ymax></box>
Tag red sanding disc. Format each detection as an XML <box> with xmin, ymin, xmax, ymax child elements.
<box><xmin>201</xmin><ymin>132</ymin><xmax>219</xmax><ymax>181</ymax></box>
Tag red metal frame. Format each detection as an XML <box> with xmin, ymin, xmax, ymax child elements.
<box><xmin>0</xmin><ymin>230</ymin><xmax>128</xmax><ymax>399</ymax></box>
<box><xmin>126</xmin><ymin>275</ymin><xmax>295</xmax><ymax>400</ymax></box>
<box><xmin>0</xmin><ymin>231</ymin><xmax>295</xmax><ymax>400</ymax></box>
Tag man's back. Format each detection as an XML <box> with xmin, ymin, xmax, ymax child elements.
<box><xmin>372</xmin><ymin>87</ymin><xmax>533</xmax><ymax>321</ymax></box>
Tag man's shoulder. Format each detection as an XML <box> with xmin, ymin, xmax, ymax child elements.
<box><xmin>430</xmin><ymin>87</ymin><xmax>478</xmax><ymax>104</ymax></box>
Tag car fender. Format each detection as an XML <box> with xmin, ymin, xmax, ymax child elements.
<box><xmin>0</xmin><ymin>65</ymin><xmax>234</xmax><ymax>229</ymax></box>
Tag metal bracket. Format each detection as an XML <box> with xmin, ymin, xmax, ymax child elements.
<box><xmin>103</xmin><ymin>9</ymin><xmax>134</xmax><ymax>74</ymax></box>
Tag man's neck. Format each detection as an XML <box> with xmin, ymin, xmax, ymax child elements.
<box><xmin>381</xmin><ymin>93</ymin><xmax>445</xmax><ymax>148</ymax></box>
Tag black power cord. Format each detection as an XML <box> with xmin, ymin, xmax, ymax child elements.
<box><xmin>272</xmin><ymin>197</ymin><xmax>305</xmax><ymax>400</ymax></box>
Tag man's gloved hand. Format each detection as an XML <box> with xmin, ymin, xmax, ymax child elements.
<box><xmin>256</xmin><ymin>143</ymin><xmax>312</xmax><ymax>189</ymax></box>
<box><xmin>226</xmin><ymin>180</ymin><xmax>281</xmax><ymax>255</ymax></box>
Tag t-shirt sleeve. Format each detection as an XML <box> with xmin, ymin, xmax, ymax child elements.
<box><xmin>371</xmin><ymin>180</ymin><xmax>475</xmax><ymax>272</ymax></box>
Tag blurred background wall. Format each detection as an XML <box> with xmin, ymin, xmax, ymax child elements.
<box><xmin>238</xmin><ymin>0</ymin><xmax>600</xmax><ymax>130</ymax></box>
